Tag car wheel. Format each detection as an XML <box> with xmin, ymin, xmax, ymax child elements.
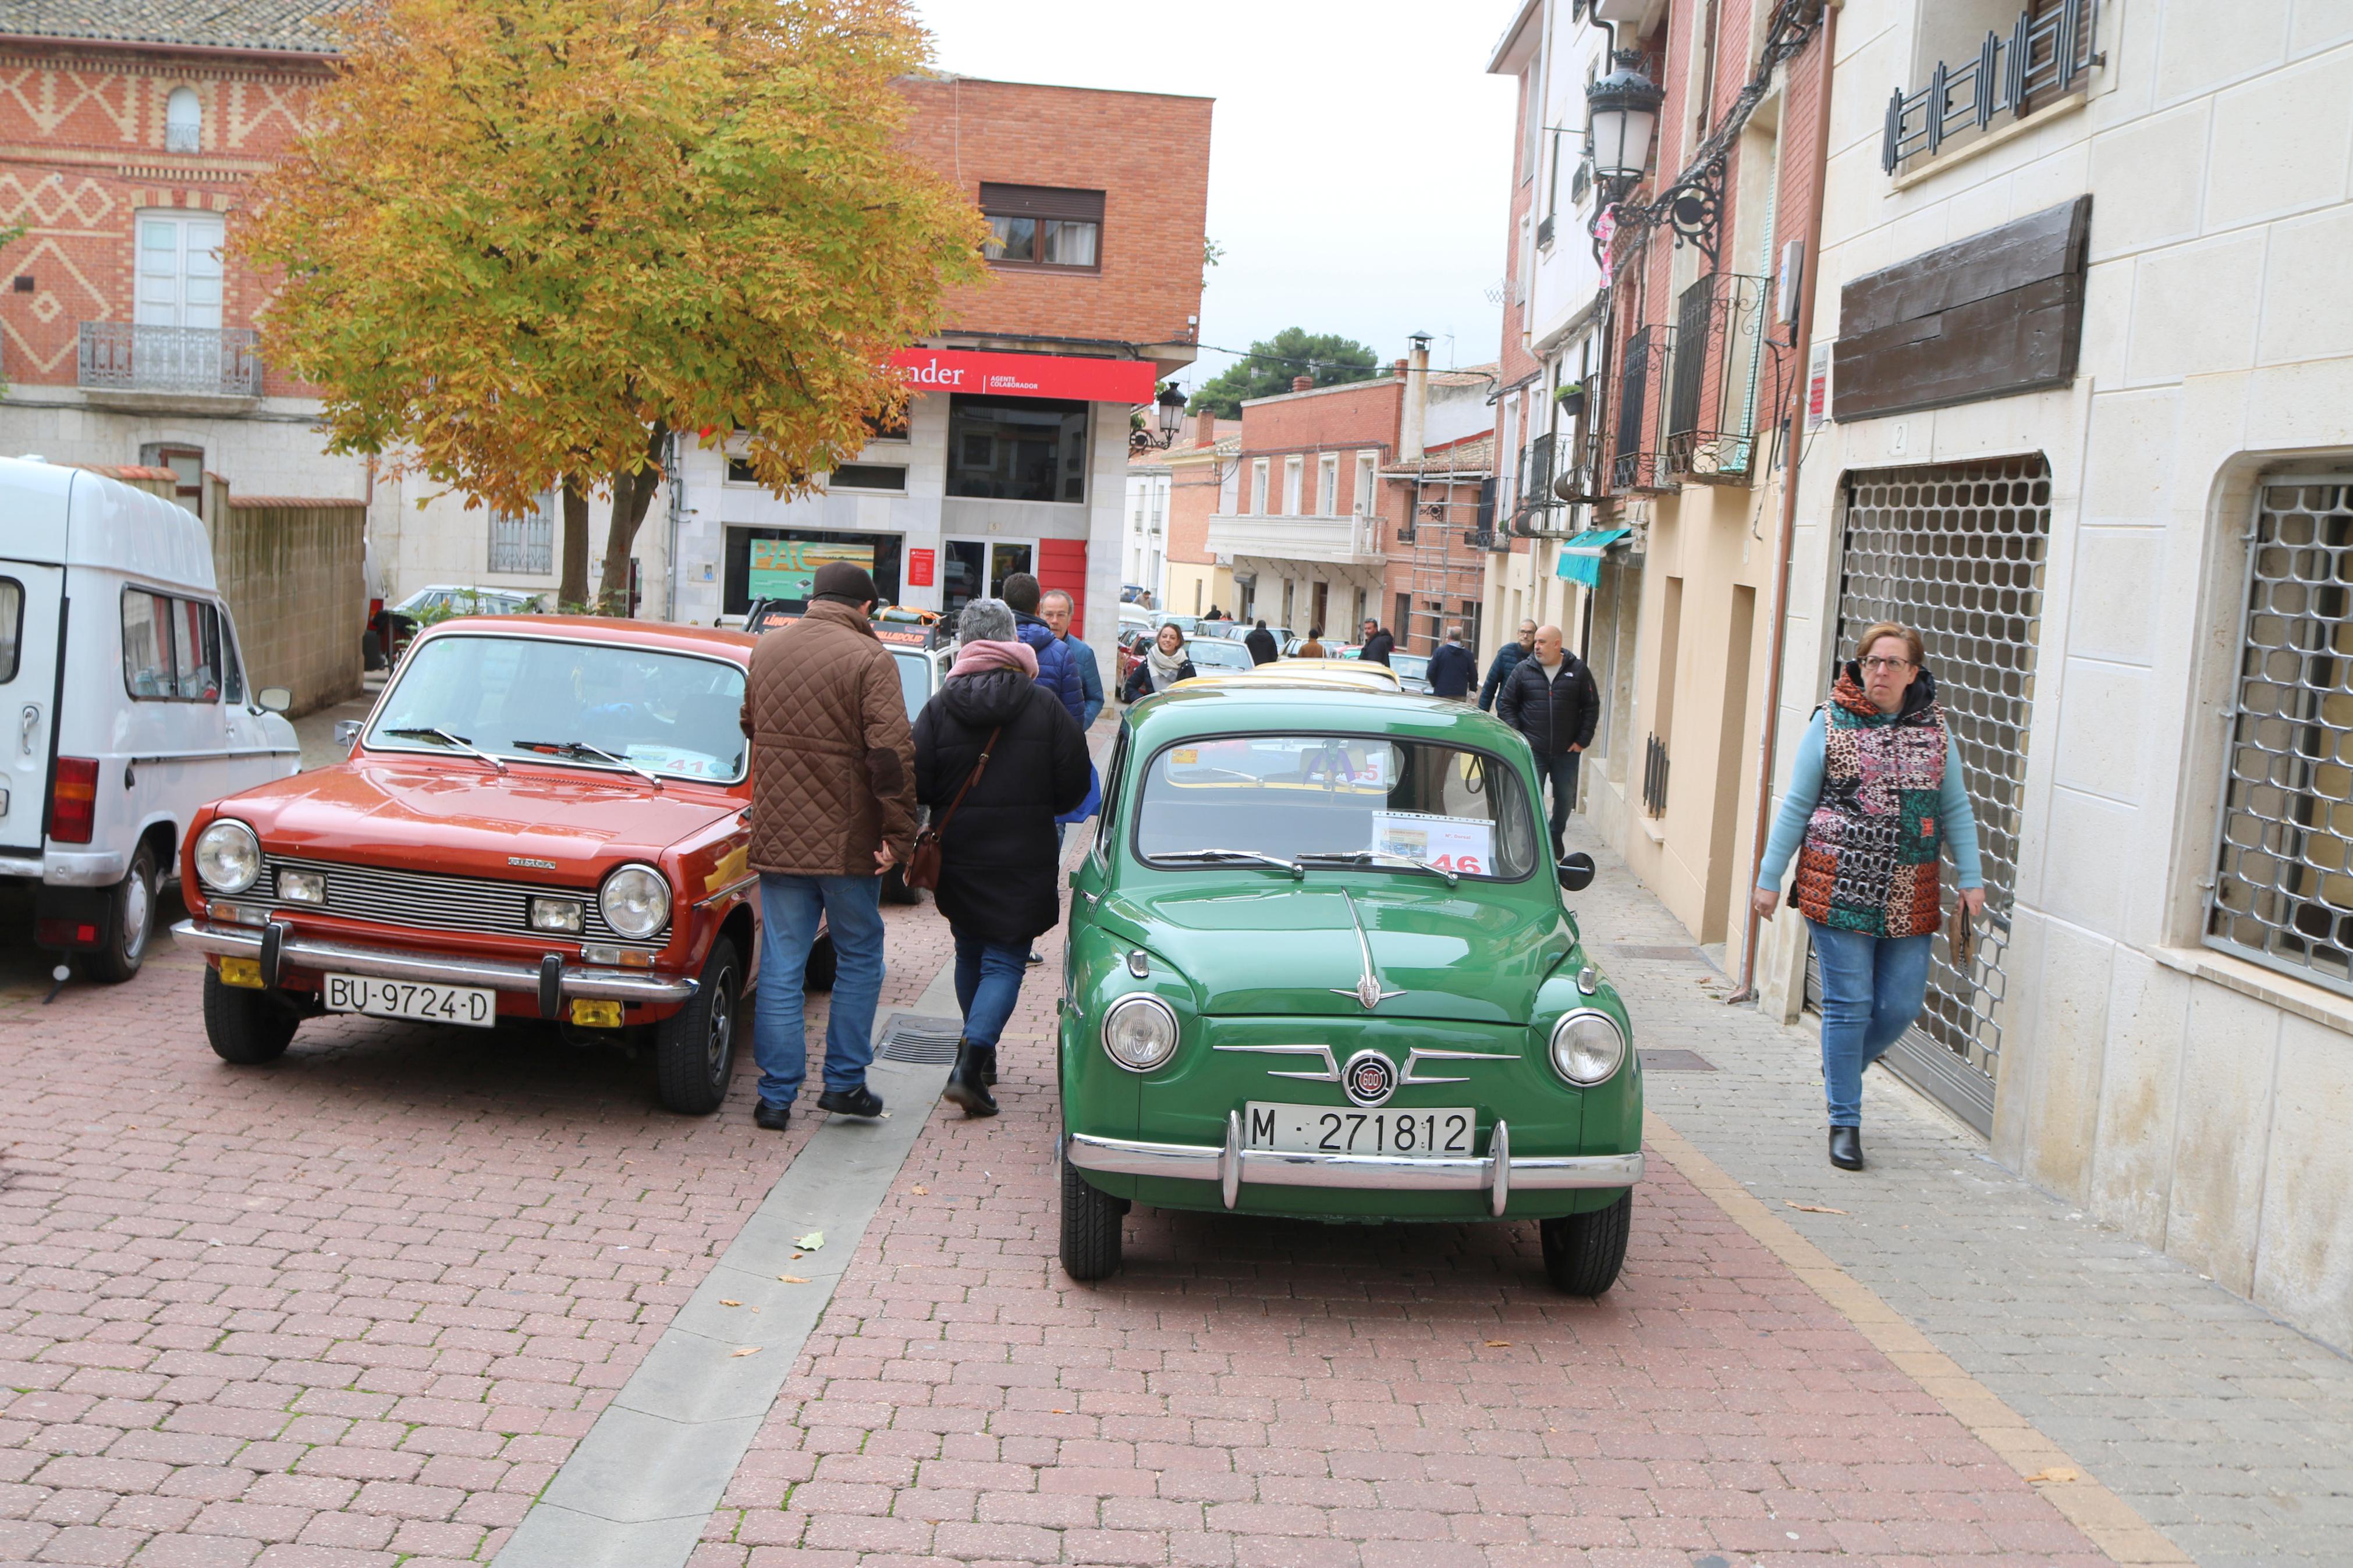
<box><xmin>202</xmin><ymin>967</ymin><xmax>298</xmax><ymax>1064</ymax></box>
<box><xmin>655</xmin><ymin>936</ymin><xmax>741</xmax><ymax>1115</ymax></box>
<box><xmin>880</xmin><ymin>865</ymin><xmax>920</xmax><ymax>906</ymax></box>
<box><xmin>86</xmin><ymin>843</ymin><xmax>158</xmax><ymax>984</ymax></box>
<box><xmin>1059</xmin><ymin>1152</ymin><xmax>1124</xmax><ymax>1282</ymax></box>
<box><xmin>803</xmin><ymin>931</ymin><xmax>837</xmax><ymax>993</ymax></box>
<box><xmin>1540</xmin><ymin>1190</ymin><xmax>1632</xmax><ymax>1296</ymax></box>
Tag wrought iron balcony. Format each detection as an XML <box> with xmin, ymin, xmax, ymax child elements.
<box><xmin>77</xmin><ymin>322</ymin><xmax>262</xmax><ymax>397</ymax></box>
<box><xmin>1664</xmin><ymin>272</ymin><xmax>1769</xmax><ymax>486</ymax></box>
<box><xmin>1609</xmin><ymin>323</ymin><xmax>1679</xmax><ymax>494</ymax></box>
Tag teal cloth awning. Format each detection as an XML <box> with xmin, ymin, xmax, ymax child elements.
<box><xmin>1553</xmin><ymin>527</ymin><xmax>1632</xmax><ymax>588</ymax></box>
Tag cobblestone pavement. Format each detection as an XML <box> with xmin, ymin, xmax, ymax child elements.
<box><xmin>5</xmin><ymin>733</ymin><xmax>2347</xmax><ymax>1565</ymax></box>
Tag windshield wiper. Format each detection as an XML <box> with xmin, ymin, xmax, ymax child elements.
<box><xmin>509</xmin><ymin>739</ymin><xmax>664</xmax><ymax>790</ymax></box>
<box><xmin>1298</xmin><ymin>850</ymin><xmax>1460</xmax><ymax>886</ymax></box>
<box><xmin>382</xmin><ymin>726</ymin><xmax>507</xmax><ymax>774</ymax></box>
<box><xmin>1151</xmin><ymin>848</ymin><xmax>1303</xmax><ymax>878</ymax></box>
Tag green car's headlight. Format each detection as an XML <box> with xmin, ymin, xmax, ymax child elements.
<box><xmin>194</xmin><ymin>819</ymin><xmax>261</xmax><ymax>894</ymax></box>
<box><xmin>1549</xmin><ymin>1008</ymin><xmax>1627</xmax><ymax>1085</ymax></box>
<box><xmin>1102</xmin><ymin>993</ymin><xmax>1179</xmax><ymax>1072</ymax></box>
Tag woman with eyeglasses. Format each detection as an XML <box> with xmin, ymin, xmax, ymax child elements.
<box><xmin>1752</xmin><ymin>622</ymin><xmax>1985</xmax><ymax>1172</ymax></box>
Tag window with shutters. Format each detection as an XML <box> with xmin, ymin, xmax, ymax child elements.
<box><xmin>979</xmin><ymin>183</ymin><xmax>1104</xmax><ymax>271</ymax></box>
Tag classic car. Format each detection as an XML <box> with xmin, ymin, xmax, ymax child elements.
<box><xmin>1059</xmin><ymin>680</ymin><xmax>1642</xmax><ymax>1293</ymax></box>
<box><xmin>1205</xmin><ymin>659</ymin><xmax>1401</xmax><ymax>694</ymax></box>
<box><xmin>171</xmin><ymin>616</ymin><xmax>764</xmax><ymax>1114</ymax></box>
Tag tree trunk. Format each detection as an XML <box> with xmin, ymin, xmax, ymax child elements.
<box><xmin>559</xmin><ymin>475</ymin><xmax>591</xmax><ymax>609</ymax></box>
<box><xmin>599</xmin><ymin>421</ymin><xmax>670</xmax><ymax>617</ymax></box>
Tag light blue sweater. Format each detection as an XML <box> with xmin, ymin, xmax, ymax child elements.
<box><xmin>1756</xmin><ymin>710</ymin><xmax>1984</xmax><ymax>893</ymax></box>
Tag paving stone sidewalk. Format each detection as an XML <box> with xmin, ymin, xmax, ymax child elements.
<box><xmin>1561</xmin><ymin>820</ymin><xmax>2353</xmax><ymax>1568</ymax></box>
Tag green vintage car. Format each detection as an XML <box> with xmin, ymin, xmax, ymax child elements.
<box><xmin>1059</xmin><ymin>675</ymin><xmax>1644</xmax><ymax>1293</ymax></box>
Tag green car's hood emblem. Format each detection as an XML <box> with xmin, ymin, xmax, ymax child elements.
<box><xmin>1102</xmin><ymin>883</ymin><xmax>1570</xmax><ymax>1025</ymax></box>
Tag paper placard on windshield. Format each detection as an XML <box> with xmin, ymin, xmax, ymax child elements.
<box><xmin>624</xmin><ymin>744</ymin><xmax>731</xmax><ymax>780</ymax></box>
<box><xmin>1371</xmin><ymin>812</ymin><xmax>1493</xmax><ymax>876</ymax></box>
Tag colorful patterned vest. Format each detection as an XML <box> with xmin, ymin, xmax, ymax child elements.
<box><xmin>1792</xmin><ymin>666</ymin><xmax>1950</xmax><ymax>938</ymax></box>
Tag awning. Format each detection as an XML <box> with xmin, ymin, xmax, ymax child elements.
<box><xmin>1553</xmin><ymin>527</ymin><xmax>1632</xmax><ymax>587</ymax></box>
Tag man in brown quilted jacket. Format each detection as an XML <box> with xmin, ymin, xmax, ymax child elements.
<box><xmin>739</xmin><ymin>562</ymin><xmax>917</xmax><ymax>1129</ymax></box>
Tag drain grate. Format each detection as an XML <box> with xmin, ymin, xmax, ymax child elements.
<box><xmin>874</xmin><ymin>1013</ymin><xmax>963</xmax><ymax>1065</ymax></box>
<box><xmin>1640</xmin><ymin>1048</ymin><xmax>1716</xmax><ymax>1072</ymax></box>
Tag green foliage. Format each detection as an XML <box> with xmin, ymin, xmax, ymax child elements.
<box><xmin>1186</xmin><ymin>329</ymin><xmax>1380</xmax><ymax>418</ymax></box>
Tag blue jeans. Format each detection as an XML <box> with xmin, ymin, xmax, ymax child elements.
<box><xmin>953</xmin><ymin>927</ymin><xmax>1030</xmax><ymax>1051</ymax></box>
<box><xmin>1808</xmin><ymin>920</ymin><xmax>1933</xmax><ymax>1127</ymax></box>
<box><xmin>754</xmin><ymin>873</ymin><xmax>885</xmax><ymax>1106</ymax></box>
<box><xmin>1536</xmin><ymin>749</ymin><xmax>1581</xmax><ymax>853</ymax></box>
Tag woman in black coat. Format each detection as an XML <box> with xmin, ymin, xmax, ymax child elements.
<box><xmin>1122</xmin><ymin>622</ymin><xmax>1197</xmax><ymax>702</ymax></box>
<box><xmin>913</xmin><ymin>597</ymin><xmax>1091</xmax><ymax>1116</ymax></box>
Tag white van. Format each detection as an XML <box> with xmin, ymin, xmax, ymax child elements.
<box><xmin>0</xmin><ymin>458</ymin><xmax>299</xmax><ymax>980</ymax></box>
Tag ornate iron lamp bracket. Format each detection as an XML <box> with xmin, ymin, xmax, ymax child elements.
<box><xmin>1660</xmin><ymin>153</ymin><xmax>1726</xmax><ymax>268</ymax></box>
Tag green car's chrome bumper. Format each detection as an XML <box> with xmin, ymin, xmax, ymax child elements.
<box><xmin>1065</xmin><ymin>1112</ymin><xmax>1642</xmax><ymax>1218</ymax></box>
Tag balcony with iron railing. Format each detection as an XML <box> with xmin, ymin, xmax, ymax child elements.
<box><xmin>1663</xmin><ymin>272</ymin><xmax>1768</xmax><ymax>485</ymax></box>
<box><xmin>1610</xmin><ymin>323</ymin><xmax>1678</xmax><ymax>494</ymax></box>
<box><xmin>1204</xmin><ymin>509</ymin><xmax>1386</xmax><ymax>567</ymax></box>
<box><xmin>77</xmin><ymin>321</ymin><xmax>262</xmax><ymax>399</ymax></box>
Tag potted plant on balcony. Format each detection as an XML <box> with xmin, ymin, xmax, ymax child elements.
<box><xmin>1555</xmin><ymin>379</ymin><xmax>1586</xmax><ymax>419</ymax></box>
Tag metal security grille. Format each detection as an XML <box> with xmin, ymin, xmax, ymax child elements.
<box><xmin>1806</xmin><ymin>455</ymin><xmax>2052</xmax><ymax>1134</ymax></box>
<box><xmin>2206</xmin><ymin>478</ymin><xmax>2353</xmax><ymax>993</ymax></box>
<box><xmin>489</xmin><ymin>504</ymin><xmax>554</xmax><ymax>575</ymax></box>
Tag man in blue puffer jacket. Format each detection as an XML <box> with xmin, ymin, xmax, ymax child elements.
<box><xmin>999</xmin><ymin>573</ymin><xmax>1087</xmax><ymax>727</ymax></box>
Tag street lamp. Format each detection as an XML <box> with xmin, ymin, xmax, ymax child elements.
<box><xmin>1585</xmin><ymin>52</ymin><xmax>1663</xmax><ymax>189</ymax></box>
<box><xmin>1131</xmin><ymin>382</ymin><xmax>1191</xmax><ymax>450</ymax></box>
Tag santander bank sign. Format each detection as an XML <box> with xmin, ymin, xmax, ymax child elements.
<box><xmin>888</xmin><ymin>347</ymin><xmax>1158</xmax><ymax>404</ymax></box>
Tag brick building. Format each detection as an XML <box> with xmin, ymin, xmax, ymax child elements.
<box><xmin>1177</xmin><ymin>352</ymin><xmax>1495</xmax><ymax>653</ymax></box>
<box><xmin>668</xmin><ymin>76</ymin><xmax>1212</xmax><ymax>653</ymax></box>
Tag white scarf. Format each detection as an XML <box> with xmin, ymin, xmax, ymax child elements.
<box><xmin>1147</xmin><ymin>643</ymin><xmax>1188</xmax><ymax>689</ymax></box>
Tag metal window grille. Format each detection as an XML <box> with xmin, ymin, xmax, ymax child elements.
<box><xmin>1806</xmin><ymin>455</ymin><xmax>2052</xmax><ymax>1135</ymax></box>
<box><xmin>2205</xmin><ymin>478</ymin><xmax>2353</xmax><ymax>994</ymax></box>
<box><xmin>489</xmin><ymin>494</ymin><xmax>555</xmax><ymax>575</ymax></box>
<box><xmin>1882</xmin><ymin>0</ymin><xmax>2101</xmax><ymax>173</ymax></box>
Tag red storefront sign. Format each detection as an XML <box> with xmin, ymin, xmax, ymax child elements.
<box><xmin>906</xmin><ymin>547</ymin><xmax>936</xmax><ymax>587</ymax></box>
<box><xmin>888</xmin><ymin>347</ymin><xmax>1157</xmax><ymax>404</ymax></box>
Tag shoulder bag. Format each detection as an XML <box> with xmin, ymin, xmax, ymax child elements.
<box><xmin>906</xmin><ymin>727</ymin><xmax>1003</xmax><ymax>893</ymax></box>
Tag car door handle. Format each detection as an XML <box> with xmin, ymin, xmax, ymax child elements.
<box><xmin>17</xmin><ymin>704</ymin><xmax>37</xmax><ymax>757</ymax></box>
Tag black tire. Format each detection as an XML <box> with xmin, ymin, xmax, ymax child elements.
<box><xmin>86</xmin><ymin>842</ymin><xmax>158</xmax><ymax>984</ymax></box>
<box><xmin>803</xmin><ymin>931</ymin><xmax>837</xmax><ymax>993</ymax></box>
<box><xmin>654</xmin><ymin>936</ymin><xmax>741</xmax><ymax>1115</ymax></box>
<box><xmin>880</xmin><ymin>865</ymin><xmax>920</xmax><ymax>906</ymax></box>
<box><xmin>1541</xmin><ymin>1190</ymin><xmax>1632</xmax><ymax>1296</ymax></box>
<box><xmin>1059</xmin><ymin>1153</ymin><xmax>1124</xmax><ymax>1282</ymax></box>
<box><xmin>202</xmin><ymin>967</ymin><xmax>297</xmax><ymax>1064</ymax></box>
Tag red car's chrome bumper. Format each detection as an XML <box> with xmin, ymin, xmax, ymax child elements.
<box><xmin>171</xmin><ymin>918</ymin><xmax>697</xmax><ymax>1008</ymax></box>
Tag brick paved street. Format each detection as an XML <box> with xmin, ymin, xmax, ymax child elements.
<box><xmin>4</xmin><ymin>751</ymin><xmax>2350</xmax><ymax>1565</ymax></box>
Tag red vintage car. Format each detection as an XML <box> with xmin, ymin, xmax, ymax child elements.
<box><xmin>171</xmin><ymin>616</ymin><xmax>776</xmax><ymax>1114</ymax></box>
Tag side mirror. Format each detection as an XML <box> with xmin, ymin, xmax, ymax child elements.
<box><xmin>334</xmin><ymin>719</ymin><xmax>364</xmax><ymax>746</ymax></box>
<box><xmin>1557</xmin><ymin>851</ymin><xmax>1596</xmax><ymax>893</ymax></box>
<box><xmin>257</xmin><ymin>687</ymin><xmax>292</xmax><ymax>714</ymax></box>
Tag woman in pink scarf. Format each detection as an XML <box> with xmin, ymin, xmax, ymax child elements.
<box><xmin>913</xmin><ymin>598</ymin><xmax>1091</xmax><ymax>1115</ymax></box>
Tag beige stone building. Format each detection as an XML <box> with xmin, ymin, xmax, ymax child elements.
<box><xmin>1751</xmin><ymin>0</ymin><xmax>2353</xmax><ymax>1351</ymax></box>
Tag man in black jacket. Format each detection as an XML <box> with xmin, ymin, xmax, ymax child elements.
<box><xmin>1496</xmin><ymin>624</ymin><xmax>1599</xmax><ymax>860</ymax></box>
<box><xmin>1243</xmin><ymin>618</ymin><xmax>1279</xmax><ymax>666</ymax></box>
<box><xmin>1479</xmin><ymin>618</ymin><xmax>1537</xmax><ymax>711</ymax></box>
<box><xmin>1426</xmin><ymin>624</ymin><xmax>1478</xmax><ymax>699</ymax></box>
<box><xmin>1358</xmin><ymin>618</ymin><xmax>1394</xmax><ymax>666</ymax></box>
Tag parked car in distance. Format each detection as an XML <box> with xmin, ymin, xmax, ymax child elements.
<box><xmin>1389</xmin><ymin>650</ymin><xmax>1433</xmax><ymax>696</ymax></box>
<box><xmin>0</xmin><ymin>457</ymin><xmax>300</xmax><ymax>982</ymax></box>
<box><xmin>174</xmin><ymin>616</ymin><xmax>772</xmax><ymax>1114</ymax></box>
<box><xmin>384</xmin><ymin>585</ymin><xmax>546</xmax><ymax>666</ymax></box>
<box><xmin>1284</xmin><ymin>637</ymin><xmax>1362</xmax><ymax>660</ymax></box>
<box><xmin>1179</xmin><ymin>638</ymin><xmax>1258</xmax><ymax>675</ymax></box>
<box><xmin>1059</xmin><ymin>680</ymin><xmax>1640</xmax><ymax>1292</ymax></box>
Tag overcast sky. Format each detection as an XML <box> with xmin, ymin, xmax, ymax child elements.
<box><xmin>913</xmin><ymin>0</ymin><xmax>1524</xmax><ymax>392</ymax></box>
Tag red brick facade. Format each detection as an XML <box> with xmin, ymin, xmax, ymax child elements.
<box><xmin>896</xmin><ymin>75</ymin><xmax>1211</xmax><ymax>356</ymax></box>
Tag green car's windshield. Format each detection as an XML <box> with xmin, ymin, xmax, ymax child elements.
<box><xmin>1134</xmin><ymin>733</ymin><xmax>1538</xmax><ymax>880</ymax></box>
<box><xmin>370</xmin><ymin>634</ymin><xmax>748</xmax><ymax>783</ymax></box>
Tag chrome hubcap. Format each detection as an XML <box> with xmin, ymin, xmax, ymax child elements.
<box><xmin>121</xmin><ymin>867</ymin><xmax>150</xmax><ymax>957</ymax></box>
<box><xmin>705</xmin><ymin>965</ymin><xmax>736</xmax><ymax>1083</ymax></box>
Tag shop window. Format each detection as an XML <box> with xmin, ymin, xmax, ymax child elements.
<box><xmin>945</xmin><ymin>394</ymin><xmax>1087</xmax><ymax>504</ymax></box>
<box><xmin>979</xmin><ymin>183</ymin><xmax>1104</xmax><ymax>270</ymax></box>
<box><xmin>723</xmin><ymin>527</ymin><xmax>902</xmax><ymax>616</ymax></box>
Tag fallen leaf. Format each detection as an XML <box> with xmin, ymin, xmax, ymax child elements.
<box><xmin>1784</xmin><ymin>1200</ymin><xmax>1848</xmax><ymax>1215</ymax></box>
<box><xmin>778</xmin><ymin>1275</ymin><xmax>810</xmax><ymax>1284</ymax></box>
<box><xmin>911</xmin><ymin>1185</ymin><xmax>929</xmax><ymax>1196</ymax></box>
<box><xmin>730</xmin><ymin>1346</ymin><xmax>762</xmax><ymax>1358</ymax></box>
<box><xmin>794</xmin><ymin>1230</ymin><xmax>825</xmax><ymax>1250</ymax></box>
<box><xmin>719</xmin><ymin>1299</ymin><xmax>741</xmax><ymax>1307</ymax></box>
<box><xmin>2024</xmin><ymin>1466</ymin><xmax>2080</xmax><ymax>1484</ymax></box>
<box><xmin>1485</xmin><ymin>1340</ymin><xmax>1511</xmax><ymax>1347</ymax></box>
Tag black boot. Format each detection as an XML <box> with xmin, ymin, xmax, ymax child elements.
<box><xmin>1828</xmin><ymin>1125</ymin><xmax>1864</xmax><ymax>1171</ymax></box>
<box><xmin>943</xmin><ymin>1040</ymin><xmax>999</xmax><ymax>1118</ymax></box>
<box><xmin>974</xmin><ymin>1044</ymin><xmax>998</xmax><ymax>1087</ymax></box>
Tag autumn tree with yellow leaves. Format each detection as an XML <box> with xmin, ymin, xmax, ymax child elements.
<box><xmin>240</xmin><ymin>0</ymin><xmax>987</xmax><ymax>608</ymax></box>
